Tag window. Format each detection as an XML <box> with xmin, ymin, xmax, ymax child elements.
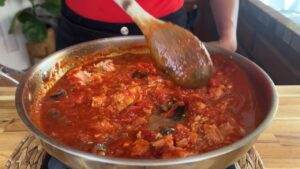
<box><xmin>259</xmin><ymin>0</ymin><xmax>300</xmax><ymax>24</ymax></box>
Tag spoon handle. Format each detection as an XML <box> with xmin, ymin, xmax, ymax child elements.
<box><xmin>114</xmin><ymin>0</ymin><xmax>163</xmax><ymax>34</ymax></box>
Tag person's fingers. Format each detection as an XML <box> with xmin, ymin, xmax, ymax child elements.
<box><xmin>219</xmin><ymin>38</ymin><xmax>237</xmax><ymax>52</ymax></box>
<box><xmin>205</xmin><ymin>41</ymin><xmax>220</xmax><ymax>48</ymax></box>
<box><xmin>205</xmin><ymin>39</ymin><xmax>237</xmax><ymax>52</ymax></box>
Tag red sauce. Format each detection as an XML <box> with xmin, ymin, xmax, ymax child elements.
<box><xmin>38</xmin><ymin>53</ymin><xmax>258</xmax><ymax>159</ymax></box>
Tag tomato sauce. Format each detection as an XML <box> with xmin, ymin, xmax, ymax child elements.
<box><xmin>38</xmin><ymin>53</ymin><xmax>258</xmax><ymax>159</ymax></box>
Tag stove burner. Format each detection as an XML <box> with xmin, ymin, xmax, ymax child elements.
<box><xmin>45</xmin><ymin>156</ymin><xmax>237</xmax><ymax>169</ymax></box>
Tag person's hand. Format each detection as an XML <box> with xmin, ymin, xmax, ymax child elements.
<box><xmin>206</xmin><ymin>36</ymin><xmax>237</xmax><ymax>52</ymax></box>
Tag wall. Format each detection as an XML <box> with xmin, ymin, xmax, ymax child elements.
<box><xmin>0</xmin><ymin>0</ymin><xmax>31</xmax><ymax>71</ymax></box>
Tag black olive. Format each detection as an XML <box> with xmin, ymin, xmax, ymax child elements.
<box><xmin>49</xmin><ymin>89</ymin><xmax>66</xmax><ymax>100</ymax></box>
<box><xmin>132</xmin><ymin>70</ymin><xmax>148</xmax><ymax>79</ymax></box>
<box><xmin>172</xmin><ymin>105</ymin><xmax>186</xmax><ymax>121</ymax></box>
<box><xmin>160</xmin><ymin>127</ymin><xmax>175</xmax><ymax>135</ymax></box>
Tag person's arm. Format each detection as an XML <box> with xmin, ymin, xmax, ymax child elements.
<box><xmin>208</xmin><ymin>0</ymin><xmax>239</xmax><ymax>52</ymax></box>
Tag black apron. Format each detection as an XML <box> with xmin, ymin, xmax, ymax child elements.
<box><xmin>56</xmin><ymin>1</ymin><xmax>188</xmax><ymax>50</ymax></box>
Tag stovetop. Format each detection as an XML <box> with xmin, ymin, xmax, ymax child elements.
<box><xmin>44</xmin><ymin>156</ymin><xmax>237</xmax><ymax>169</ymax></box>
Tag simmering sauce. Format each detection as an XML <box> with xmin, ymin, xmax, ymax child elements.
<box><xmin>38</xmin><ymin>53</ymin><xmax>258</xmax><ymax>159</ymax></box>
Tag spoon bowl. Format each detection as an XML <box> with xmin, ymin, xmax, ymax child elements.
<box><xmin>114</xmin><ymin>0</ymin><xmax>213</xmax><ymax>88</ymax></box>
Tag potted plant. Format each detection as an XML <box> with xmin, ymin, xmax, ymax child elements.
<box><xmin>1</xmin><ymin>0</ymin><xmax>61</xmax><ymax>62</ymax></box>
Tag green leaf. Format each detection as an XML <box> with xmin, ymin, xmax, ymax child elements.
<box><xmin>40</xmin><ymin>1</ymin><xmax>61</xmax><ymax>16</ymax></box>
<box><xmin>46</xmin><ymin>0</ymin><xmax>61</xmax><ymax>6</ymax></box>
<box><xmin>22</xmin><ymin>19</ymin><xmax>47</xmax><ymax>42</ymax></box>
<box><xmin>9</xmin><ymin>13</ymin><xmax>20</xmax><ymax>34</ymax></box>
<box><xmin>18</xmin><ymin>9</ymin><xmax>35</xmax><ymax>23</ymax></box>
<box><xmin>9</xmin><ymin>8</ymin><xmax>34</xmax><ymax>34</ymax></box>
<box><xmin>0</xmin><ymin>0</ymin><xmax>6</xmax><ymax>6</ymax></box>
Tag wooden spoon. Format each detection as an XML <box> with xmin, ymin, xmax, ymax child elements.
<box><xmin>114</xmin><ymin>0</ymin><xmax>213</xmax><ymax>88</ymax></box>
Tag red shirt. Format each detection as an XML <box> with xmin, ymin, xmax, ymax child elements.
<box><xmin>66</xmin><ymin>0</ymin><xmax>184</xmax><ymax>23</ymax></box>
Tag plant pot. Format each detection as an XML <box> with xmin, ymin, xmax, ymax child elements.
<box><xmin>26</xmin><ymin>28</ymin><xmax>55</xmax><ymax>64</ymax></box>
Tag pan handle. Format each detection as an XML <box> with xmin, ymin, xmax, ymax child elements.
<box><xmin>0</xmin><ymin>64</ymin><xmax>25</xmax><ymax>86</ymax></box>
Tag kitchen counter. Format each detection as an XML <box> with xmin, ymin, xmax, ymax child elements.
<box><xmin>0</xmin><ymin>86</ymin><xmax>300</xmax><ymax>169</ymax></box>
